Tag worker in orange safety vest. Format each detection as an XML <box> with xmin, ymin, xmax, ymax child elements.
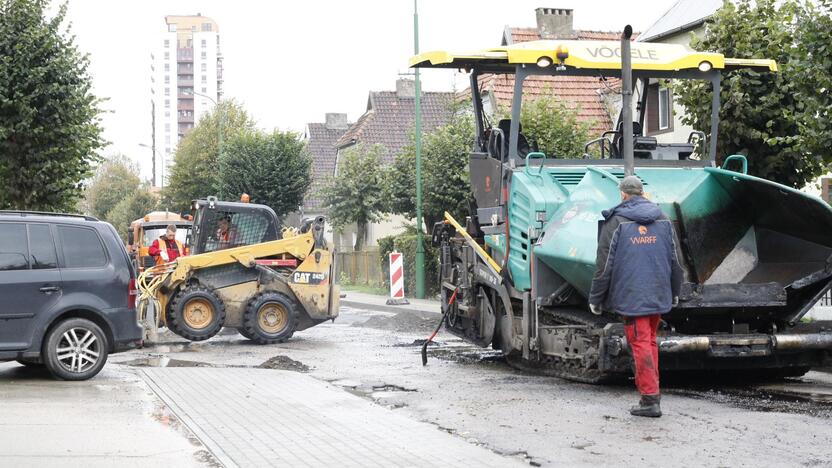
<box><xmin>148</xmin><ymin>224</ymin><xmax>185</xmax><ymax>265</ymax></box>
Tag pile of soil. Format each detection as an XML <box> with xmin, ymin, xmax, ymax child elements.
<box><xmin>258</xmin><ymin>355</ymin><xmax>310</xmax><ymax>372</ymax></box>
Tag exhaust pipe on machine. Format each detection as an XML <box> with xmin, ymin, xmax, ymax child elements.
<box><xmin>620</xmin><ymin>25</ymin><xmax>634</xmax><ymax>176</ymax></box>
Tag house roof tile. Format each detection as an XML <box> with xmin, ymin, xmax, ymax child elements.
<box><xmin>336</xmin><ymin>90</ymin><xmax>455</xmax><ymax>165</ymax></box>
<box><xmin>303</xmin><ymin>122</ymin><xmax>349</xmax><ymax>211</ymax></box>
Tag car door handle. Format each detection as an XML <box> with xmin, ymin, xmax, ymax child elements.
<box><xmin>39</xmin><ymin>286</ymin><xmax>61</xmax><ymax>293</ymax></box>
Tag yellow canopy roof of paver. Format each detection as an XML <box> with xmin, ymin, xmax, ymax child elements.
<box><xmin>410</xmin><ymin>40</ymin><xmax>777</xmax><ymax>72</ymax></box>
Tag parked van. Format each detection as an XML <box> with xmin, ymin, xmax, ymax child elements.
<box><xmin>0</xmin><ymin>211</ymin><xmax>142</xmax><ymax>380</ymax></box>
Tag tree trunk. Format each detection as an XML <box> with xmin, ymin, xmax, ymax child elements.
<box><xmin>354</xmin><ymin>220</ymin><xmax>367</xmax><ymax>251</ymax></box>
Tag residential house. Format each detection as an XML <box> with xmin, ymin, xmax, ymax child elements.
<box><xmin>296</xmin><ymin>113</ymin><xmax>350</xmax><ymax>243</ymax></box>
<box><xmin>477</xmin><ymin>7</ymin><xmax>632</xmax><ymax>138</ymax></box>
<box><xmin>636</xmin><ymin>0</ymin><xmax>722</xmax><ymax>142</ymax></box>
<box><xmin>332</xmin><ymin>79</ymin><xmax>454</xmax><ymax>251</ymax></box>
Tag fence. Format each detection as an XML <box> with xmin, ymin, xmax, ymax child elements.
<box><xmin>335</xmin><ymin>250</ymin><xmax>385</xmax><ymax>288</ymax></box>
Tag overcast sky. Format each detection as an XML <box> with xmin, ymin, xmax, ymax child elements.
<box><xmin>60</xmin><ymin>0</ymin><xmax>675</xmax><ymax>181</ymax></box>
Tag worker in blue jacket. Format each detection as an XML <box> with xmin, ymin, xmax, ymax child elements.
<box><xmin>589</xmin><ymin>175</ymin><xmax>684</xmax><ymax>418</ymax></box>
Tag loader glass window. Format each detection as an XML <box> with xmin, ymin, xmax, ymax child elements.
<box><xmin>202</xmin><ymin>210</ymin><xmax>275</xmax><ymax>253</ymax></box>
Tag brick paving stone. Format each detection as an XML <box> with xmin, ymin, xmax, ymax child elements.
<box><xmin>140</xmin><ymin>367</ymin><xmax>520</xmax><ymax>468</ymax></box>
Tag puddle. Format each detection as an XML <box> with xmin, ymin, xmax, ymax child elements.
<box><xmin>666</xmin><ymin>383</ymin><xmax>832</xmax><ymax>418</ymax></box>
<box><xmin>152</xmin><ymin>405</ymin><xmax>222</xmax><ymax>467</ymax></box>
<box><xmin>392</xmin><ymin>339</ymin><xmax>442</xmax><ymax>348</ymax></box>
<box><xmin>371</xmin><ymin>384</ymin><xmax>417</xmax><ymax>393</ymax></box>
<box><xmin>120</xmin><ymin>357</ymin><xmax>216</xmax><ymax>368</ymax></box>
<box><xmin>427</xmin><ymin>346</ymin><xmax>506</xmax><ymax>365</ymax></box>
<box><xmin>258</xmin><ymin>355</ymin><xmax>310</xmax><ymax>372</ymax></box>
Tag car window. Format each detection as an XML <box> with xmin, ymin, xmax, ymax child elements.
<box><xmin>28</xmin><ymin>224</ymin><xmax>58</xmax><ymax>269</ymax></box>
<box><xmin>58</xmin><ymin>226</ymin><xmax>107</xmax><ymax>268</ymax></box>
<box><xmin>0</xmin><ymin>223</ymin><xmax>29</xmax><ymax>271</ymax></box>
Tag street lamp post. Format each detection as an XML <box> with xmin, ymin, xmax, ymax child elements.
<box><xmin>413</xmin><ymin>0</ymin><xmax>425</xmax><ymax>299</ymax></box>
<box><xmin>139</xmin><ymin>143</ymin><xmax>163</xmax><ymax>187</ymax></box>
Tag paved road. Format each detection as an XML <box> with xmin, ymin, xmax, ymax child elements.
<box><xmin>2</xmin><ymin>299</ymin><xmax>831</xmax><ymax>467</ymax></box>
<box><xmin>0</xmin><ymin>365</ymin><xmax>210</xmax><ymax>467</ymax></box>
<box><xmin>142</xmin><ymin>367</ymin><xmax>517</xmax><ymax>467</ymax></box>
<box><xmin>113</xmin><ymin>303</ymin><xmax>832</xmax><ymax>467</ymax></box>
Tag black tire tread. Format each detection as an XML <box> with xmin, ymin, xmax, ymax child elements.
<box><xmin>242</xmin><ymin>291</ymin><xmax>299</xmax><ymax>345</ymax></box>
<box><xmin>168</xmin><ymin>284</ymin><xmax>227</xmax><ymax>341</ymax></box>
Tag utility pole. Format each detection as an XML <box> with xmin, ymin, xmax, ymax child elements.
<box><xmin>150</xmin><ymin>99</ymin><xmax>157</xmax><ymax>187</ymax></box>
<box><xmin>414</xmin><ymin>0</ymin><xmax>425</xmax><ymax>299</ymax></box>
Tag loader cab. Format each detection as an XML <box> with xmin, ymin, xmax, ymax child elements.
<box><xmin>189</xmin><ymin>196</ymin><xmax>280</xmax><ymax>255</ymax></box>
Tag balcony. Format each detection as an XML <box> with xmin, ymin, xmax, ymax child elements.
<box><xmin>177</xmin><ymin>48</ymin><xmax>193</xmax><ymax>62</ymax></box>
<box><xmin>178</xmin><ymin>114</ymin><xmax>194</xmax><ymax>124</ymax></box>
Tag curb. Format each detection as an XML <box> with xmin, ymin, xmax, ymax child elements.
<box><xmin>340</xmin><ymin>299</ymin><xmax>441</xmax><ymax>316</ymax></box>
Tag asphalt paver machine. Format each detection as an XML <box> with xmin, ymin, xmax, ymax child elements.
<box><xmin>412</xmin><ymin>28</ymin><xmax>832</xmax><ymax>382</ymax></box>
<box><xmin>138</xmin><ymin>196</ymin><xmax>339</xmax><ymax>344</ymax></box>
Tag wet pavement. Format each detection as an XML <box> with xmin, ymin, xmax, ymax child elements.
<box><xmin>2</xmin><ymin>301</ymin><xmax>831</xmax><ymax>466</ymax></box>
<box><xmin>0</xmin><ymin>363</ymin><xmax>213</xmax><ymax>467</ymax></box>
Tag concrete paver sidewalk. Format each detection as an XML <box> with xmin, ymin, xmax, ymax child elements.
<box><xmin>141</xmin><ymin>367</ymin><xmax>519</xmax><ymax>467</ymax></box>
<box><xmin>340</xmin><ymin>290</ymin><xmax>441</xmax><ymax>315</ymax></box>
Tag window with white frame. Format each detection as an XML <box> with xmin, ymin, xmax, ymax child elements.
<box><xmin>658</xmin><ymin>87</ymin><xmax>670</xmax><ymax>131</ymax></box>
<box><xmin>201</xmin><ymin>51</ymin><xmax>207</xmax><ymax>59</ymax></box>
<box><xmin>201</xmin><ymin>63</ymin><xmax>207</xmax><ymax>72</ymax></box>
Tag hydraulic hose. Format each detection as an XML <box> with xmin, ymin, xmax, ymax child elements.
<box><xmin>421</xmin><ymin>287</ymin><xmax>459</xmax><ymax>366</ymax></box>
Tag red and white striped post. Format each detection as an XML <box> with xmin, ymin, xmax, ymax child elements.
<box><xmin>386</xmin><ymin>251</ymin><xmax>409</xmax><ymax>305</ymax></box>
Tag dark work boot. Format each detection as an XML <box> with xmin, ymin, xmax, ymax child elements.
<box><xmin>630</xmin><ymin>394</ymin><xmax>662</xmax><ymax>418</ymax></box>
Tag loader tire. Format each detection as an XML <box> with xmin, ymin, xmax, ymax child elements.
<box><xmin>168</xmin><ymin>285</ymin><xmax>226</xmax><ymax>341</ymax></box>
<box><xmin>237</xmin><ymin>328</ymin><xmax>254</xmax><ymax>340</ymax></box>
<box><xmin>242</xmin><ymin>292</ymin><xmax>298</xmax><ymax>344</ymax></box>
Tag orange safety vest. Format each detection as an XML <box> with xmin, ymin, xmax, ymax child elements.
<box><xmin>154</xmin><ymin>238</ymin><xmax>184</xmax><ymax>265</ymax></box>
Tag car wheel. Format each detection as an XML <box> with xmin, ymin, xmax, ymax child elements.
<box><xmin>168</xmin><ymin>284</ymin><xmax>226</xmax><ymax>341</ymax></box>
<box><xmin>42</xmin><ymin>318</ymin><xmax>108</xmax><ymax>381</ymax></box>
<box><xmin>242</xmin><ymin>292</ymin><xmax>299</xmax><ymax>344</ymax></box>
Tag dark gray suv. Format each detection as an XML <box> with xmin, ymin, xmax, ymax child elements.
<box><xmin>0</xmin><ymin>211</ymin><xmax>143</xmax><ymax>380</ymax></box>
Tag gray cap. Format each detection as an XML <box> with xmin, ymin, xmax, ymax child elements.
<box><xmin>619</xmin><ymin>175</ymin><xmax>643</xmax><ymax>195</ymax></box>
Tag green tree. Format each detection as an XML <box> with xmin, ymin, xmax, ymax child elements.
<box><xmin>218</xmin><ymin>130</ymin><xmax>311</xmax><ymax>217</ymax></box>
<box><xmin>0</xmin><ymin>0</ymin><xmax>105</xmax><ymax>211</ymax></box>
<box><xmin>105</xmin><ymin>189</ymin><xmax>158</xmax><ymax>242</ymax></box>
<box><xmin>85</xmin><ymin>154</ymin><xmax>141</xmax><ymax>219</ymax></box>
<box><xmin>516</xmin><ymin>93</ymin><xmax>595</xmax><ymax>158</ymax></box>
<box><xmin>674</xmin><ymin>0</ymin><xmax>832</xmax><ymax>188</ymax></box>
<box><xmin>163</xmin><ymin>100</ymin><xmax>255</xmax><ymax>211</ymax></box>
<box><xmin>385</xmin><ymin>109</ymin><xmax>475</xmax><ymax>230</ymax></box>
<box><xmin>322</xmin><ymin>144</ymin><xmax>386</xmax><ymax>250</ymax></box>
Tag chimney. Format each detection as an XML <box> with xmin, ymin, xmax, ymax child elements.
<box><xmin>325</xmin><ymin>113</ymin><xmax>348</xmax><ymax>130</ymax></box>
<box><xmin>536</xmin><ymin>7</ymin><xmax>574</xmax><ymax>39</ymax></box>
<box><xmin>396</xmin><ymin>78</ymin><xmax>416</xmax><ymax>98</ymax></box>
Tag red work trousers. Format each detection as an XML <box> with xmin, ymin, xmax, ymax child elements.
<box><xmin>624</xmin><ymin>314</ymin><xmax>661</xmax><ymax>396</ymax></box>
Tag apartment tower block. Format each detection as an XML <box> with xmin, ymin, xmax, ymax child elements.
<box><xmin>150</xmin><ymin>14</ymin><xmax>223</xmax><ymax>185</ymax></box>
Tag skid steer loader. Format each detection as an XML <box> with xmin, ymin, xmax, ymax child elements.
<box><xmin>138</xmin><ymin>196</ymin><xmax>339</xmax><ymax>344</ymax></box>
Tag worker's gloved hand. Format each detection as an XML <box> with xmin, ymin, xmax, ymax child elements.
<box><xmin>160</xmin><ymin>249</ymin><xmax>170</xmax><ymax>262</ymax></box>
<box><xmin>672</xmin><ymin>296</ymin><xmax>679</xmax><ymax>307</ymax></box>
<box><xmin>589</xmin><ymin>303</ymin><xmax>602</xmax><ymax>316</ymax></box>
